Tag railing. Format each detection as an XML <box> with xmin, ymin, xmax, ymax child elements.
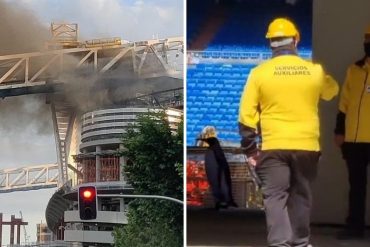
<box><xmin>3</xmin><ymin>241</ymin><xmax>82</xmax><ymax>247</ymax></box>
<box><xmin>187</xmin><ymin>50</ymin><xmax>312</xmax><ymax>64</ymax></box>
<box><xmin>0</xmin><ymin>36</ymin><xmax>184</xmax><ymax>89</ymax></box>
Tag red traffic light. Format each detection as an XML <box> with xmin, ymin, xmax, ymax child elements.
<box><xmin>78</xmin><ymin>186</ymin><xmax>97</xmax><ymax>220</ymax></box>
<box><xmin>83</xmin><ymin>189</ymin><xmax>93</xmax><ymax>199</ymax></box>
<box><xmin>80</xmin><ymin>187</ymin><xmax>95</xmax><ymax>201</ymax></box>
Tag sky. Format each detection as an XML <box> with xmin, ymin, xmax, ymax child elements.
<box><xmin>6</xmin><ymin>0</ymin><xmax>183</xmax><ymax>41</ymax></box>
<box><xmin>0</xmin><ymin>0</ymin><xmax>183</xmax><ymax>244</ymax></box>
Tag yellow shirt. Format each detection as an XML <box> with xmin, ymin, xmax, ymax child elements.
<box><xmin>239</xmin><ymin>55</ymin><xmax>339</xmax><ymax>151</ymax></box>
<box><xmin>339</xmin><ymin>61</ymin><xmax>370</xmax><ymax>142</ymax></box>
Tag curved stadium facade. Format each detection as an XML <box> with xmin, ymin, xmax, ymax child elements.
<box><xmin>46</xmin><ymin>106</ymin><xmax>182</xmax><ymax>246</ymax></box>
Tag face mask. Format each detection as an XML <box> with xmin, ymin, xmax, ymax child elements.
<box><xmin>364</xmin><ymin>42</ymin><xmax>370</xmax><ymax>57</ymax></box>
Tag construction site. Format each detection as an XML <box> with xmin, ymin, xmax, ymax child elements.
<box><xmin>0</xmin><ymin>21</ymin><xmax>183</xmax><ymax>247</ymax></box>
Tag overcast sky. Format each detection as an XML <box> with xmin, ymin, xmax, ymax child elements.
<box><xmin>0</xmin><ymin>0</ymin><xmax>183</xmax><ymax>244</ymax></box>
<box><xmin>6</xmin><ymin>0</ymin><xmax>183</xmax><ymax>41</ymax></box>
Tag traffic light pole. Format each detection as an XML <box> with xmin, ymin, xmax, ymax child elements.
<box><xmin>97</xmin><ymin>194</ymin><xmax>183</xmax><ymax>205</ymax></box>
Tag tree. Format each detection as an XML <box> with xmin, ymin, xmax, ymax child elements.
<box><xmin>113</xmin><ymin>111</ymin><xmax>183</xmax><ymax>247</ymax></box>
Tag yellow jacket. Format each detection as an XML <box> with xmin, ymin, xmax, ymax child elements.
<box><xmin>337</xmin><ymin>58</ymin><xmax>370</xmax><ymax>142</ymax></box>
<box><xmin>239</xmin><ymin>55</ymin><xmax>339</xmax><ymax>152</ymax></box>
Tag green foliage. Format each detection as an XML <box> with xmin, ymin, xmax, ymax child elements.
<box><xmin>113</xmin><ymin>111</ymin><xmax>183</xmax><ymax>247</ymax></box>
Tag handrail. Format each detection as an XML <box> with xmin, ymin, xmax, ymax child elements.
<box><xmin>187</xmin><ymin>49</ymin><xmax>312</xmax><ymax>64</ymax></box>
<box><xmin>98</xmin><ymin>194</ymin><xmax>183</xmax><ymax>205</ymax></box>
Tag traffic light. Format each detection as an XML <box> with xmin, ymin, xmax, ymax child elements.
<box><xmin>78</xmin><ymin>186</ymin><xmax>97</xmax><ymax>220</ymax></box>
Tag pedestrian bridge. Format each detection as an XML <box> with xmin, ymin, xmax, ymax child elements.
<box><xmin>0</xmin><ymin>164</ymin><xmax>58</xmax><ymax>193</ymax></box>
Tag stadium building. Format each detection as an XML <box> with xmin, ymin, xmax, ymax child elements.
<box><xmin>38</xmin><ymin>25</ymin><xmax>184</xmax><ymax>246</ymax></box>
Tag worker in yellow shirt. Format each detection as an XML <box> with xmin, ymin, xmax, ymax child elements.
<box><xmin>334</xmin><ymin>26</ymin><xmax>370</xmax><ymax>240</ymax></box>
<box><xmin>238</xmin><ymin>18</ymin><xmax>339</xmax><ymax>247</ymax></box>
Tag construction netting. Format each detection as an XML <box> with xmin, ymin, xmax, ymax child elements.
<box><xmin>100</xmin><ymin>156</ymin><xmax>120</xmax><ymax>182</ymax></box>
<box><xmin>77</xmin><ymin>156</ymin><xmax>120</xmax><ymax>184</ymax></box>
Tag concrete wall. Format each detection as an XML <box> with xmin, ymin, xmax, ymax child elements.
<box><xmin>312</xmin><ymin>0</ymin><xmax>370</xmax><ymax>224</ymax></box>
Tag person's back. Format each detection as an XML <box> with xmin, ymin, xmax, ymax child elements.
<box><xmin>240</xmin><ymin>55</ymin><xmax>338</xmax><ymax>152</ymax></box>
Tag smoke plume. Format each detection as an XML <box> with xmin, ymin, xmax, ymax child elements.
<box><xmin>62</xmin><ymin>69</ymin><xmax>183</xmax><ymax>113</ymax></box>
<box><xmin>0</xmin><ymin>95</ymin><xmax>52</xmax><ymax>135</ymax></box>
<box><xmin>0</xmin><ymin>1</ymin><xmax>49</xmax><ymax>55</ymax></box>
<box><xmin>0</xmin><ymin>1</ymin><xmax>183</xmax><ymax>132</ymax></box>
<box><xmin>0</xmin><ymin>2</ymin><xmax>52</xmax><ymax>135</ymax></box>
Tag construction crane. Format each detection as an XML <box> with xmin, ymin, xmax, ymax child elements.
<box><xmin>19</xmin><ymin>211</ymin><xmax>30</xmax><ymax>245</ymax></box>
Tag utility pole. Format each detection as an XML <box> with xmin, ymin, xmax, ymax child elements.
<box><xmin>19</xmin><ymin>211</ymin><xmax>29</xmax><ymax>245</ymax></box>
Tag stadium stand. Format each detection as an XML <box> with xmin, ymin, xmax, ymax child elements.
<box><xmin>187</xmin><ymin>0</ymin><xmax>313</xmax><ymax>146</ymax></box>
<box><xmin>187</xmin><ymin>63</ymin><xmax>254</xmax><ymax>145</ymax></box>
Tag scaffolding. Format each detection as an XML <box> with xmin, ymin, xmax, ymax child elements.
<box><xmin>84</xmin><ymin>37</ymin><xmax>122</xmax><ymax>48</ymax></box>
<box><xmin>46</xmin><ymin>23</ymin><xmax>80</xmax><ymax>49</ymax></box>
<box><xmin>100</xmin><ymin>157</ymin><xmax>120</xmax><ymax>182</ymax></box>
<box><xmin>79</xmin><ymin>159</ymin><xmax>96</xmax><ymax>183</ymax></box>
<box><xmin>77</xmin><ymin>156</ymin><xmax>120</xmax><ymax>184</ymax></box>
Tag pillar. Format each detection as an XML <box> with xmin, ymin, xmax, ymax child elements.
<box><xmin>81</xmin><ymin>149</ymin><xmax>88</xmax><ymax>184</ymax></box>
<box><xmin>96</xmin><ymin>146</ymin><xmax>101</xmax><ymax>182</ymax></box>
<box><xmin>17</xmin><ymin>224</ymin><xmax>20</xmax><ymax>244</ymax></box>
<box><xmin>120</xmin><ymin>198</ymin><xmax>125</xmax><ymax>212</ymax></box>
<box><xmin>0</xmin><ymin>213</ymin><xmax>3</xmax><ymax>247</ymax></box>
<box><xmin>119</xmin><ymin>144</ymin><xmax>125</xmax><ymax>182</ymax></box>
<box><xmin>10</xmin><ymin>215</ymin><xmax>14</xmax><ymax>245</ymax></box>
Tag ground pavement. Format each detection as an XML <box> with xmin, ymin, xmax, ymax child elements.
<box><xmin>187</xmin><ymin>208</ymin><xmax>370</xmax><ymax>247</ymax></box>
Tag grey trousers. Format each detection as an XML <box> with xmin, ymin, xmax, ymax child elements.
<box><xmin>256</xmin><ymin>150</ymin><xmax>320</xmax><ymax>247</ymax></box>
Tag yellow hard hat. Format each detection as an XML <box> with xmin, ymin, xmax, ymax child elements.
<box><xmin>266</xmin><ymin>18</ymin><xmax>300</xmax><ymax>41</ymax></box>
